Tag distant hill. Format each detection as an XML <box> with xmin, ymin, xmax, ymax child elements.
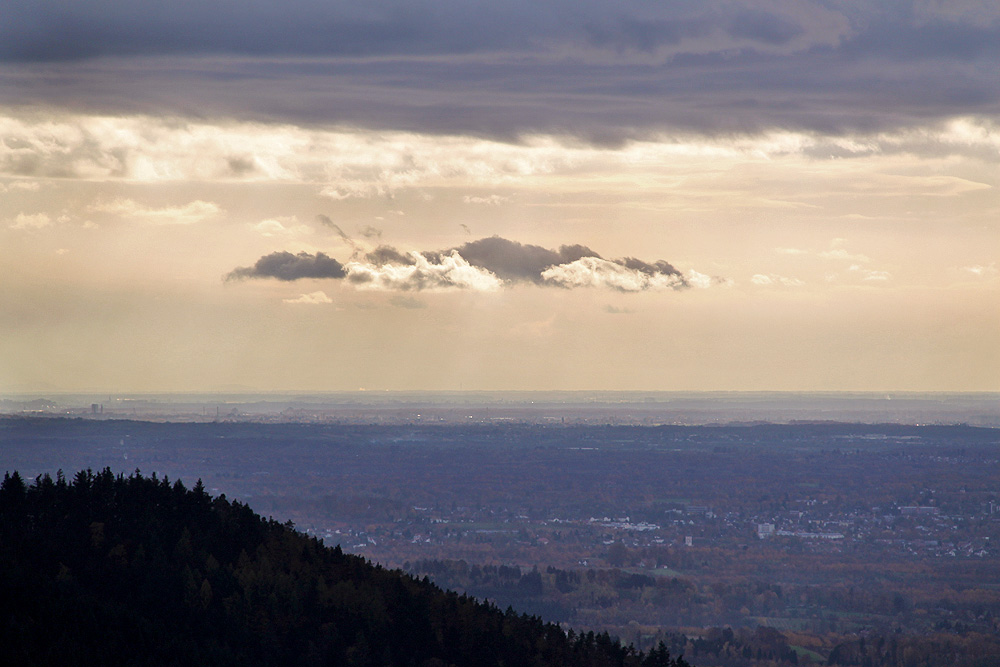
<box><xmin>0</xmin><ymin>468</ymin><xmax>688</xmax><ymax>667</ymax></box>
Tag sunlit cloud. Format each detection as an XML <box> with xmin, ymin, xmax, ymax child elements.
<box><xmin>463</xmin><ymin>194</ymin><xmax>510</xmax><ymax>205</ymax></box>
<box><xmin>848</xmin><ymin>266</ymin><xmax>892</xmax><ymax>282</ymax></box>
<box><xmin>255</xmin><ymin>216</ymin><xmax>309</xmax><ymax>237</ymax></box>
<box><xmin>1</xmin><ymin>111</ymin><xmax>997</xmax><ymax>196</ymax></box>
<box><xmin>751</xmin><ymin>273</ymin><xmax>805</xmax><ymax>287</ymax></box>
<box><xmin>9</xmin><ymin>212</ymin><xmax>51</xmax><ymax>229</ymax></box>
<box><xmin>88</xmin><ymin>198</ymin><xmax>221</xmax><ymax>224</ymax></box>
<box><xmin>541</xmin><ymin>257</ymin><xmax>686</xmax><ymax>292</ymax></box>
<box><xmin>283</xmin><ymin>291</ymin><xmax>333</xmax><ymax>305</ymax></box>
<box><xmin>961</xmin><ymin>263</ymin><xmax>998</xmax><ymax>278</ymax></box>
<box><xmin>345</xmin><ymin>251</ymin><xmax>503</xmax><ymax>292</ymax></box>
<box><xmin>0</xmin><ymin>180</ymin><xmax>41</xmax><ymax>192</ymax></box>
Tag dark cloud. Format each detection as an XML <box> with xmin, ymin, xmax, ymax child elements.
<box><xmin>359</xmin><ymin>225</ymin><xmax>382</xmax><ymax>240</ymax></box>
<box><xmin>425</xmin><ymin>236</ymin><xmax>599</xmax><ymax>283</ymax></box>
<box><xmin>3</xmin><ymin>2</ymin><xmax>994</xmax><ymax>67</ymax></box>
<box><xmin>365</xmin><ymin>245</ymin><xmax>416</xmax><ymax>266</ymax></box>
<box><xmin>226</xmin><ymin>251</ymin><xmax>345</xmax><ymax>281</ymax></box>
<box><xmin>226</xmin><ymin>156</ymin><xmax>256</xmax><ymax>176</ymax></box>
<box><xmin>839</xmin><ymin>18</ymin><xmax>1000</xmax><ymax>62</ymax></box>
<box><xmin>1</xmin><ymin>3</ymin><xmax>997</xmax><ymax>139</ymax></box>
<box><xmin>729</xmin><ymin>10</ymin><xmax>804</xmax><ymax>45</ymax></box>
<box><xmin>0</xmin><ymin>1</ymin><xmax>659</xmax><ymax>62</ymax></box>
<box><xmin>433</xmin><ymin>237</ymin><xmax>687</xmax><ymax>287</ymax></box>
<box><xmin>618</xmin><ymin>257</ymin><xmax>684</xmax><ymax>279</ymax></box>
<box><xmin>584</xmin><ymin>16</ymin><xmax>713</xmax><ymax>53</ymax></box>
<box><xmin>316</xmin><ymin>214</ymin><xmax>354</xmax><ymax>245</ymax></box>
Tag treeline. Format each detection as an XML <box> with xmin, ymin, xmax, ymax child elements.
<box><xmin>407</xmin><ymin>551</ymin><xmax>1000</xmax><ymax>631</ymax></box>
<box><xmin>0</xmin><ymin>469</ymin><xmax>689</xmax><ymax>667</ymax></box>
<box><xmin>826</xmin><ymin>633</ymin><xmax>1000</xmax><ymax>667</ymax></box>
<box><xmin>406</xmin><ymin>560</ymin><xmax>800</xmax><ymax>664</ymax></box>
<box><xmin>406</xmin><ymin>559</ymin><xmax>1000</xmax><ymax>666</ymax></box>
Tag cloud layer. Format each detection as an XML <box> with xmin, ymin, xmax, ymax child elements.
<box><xmin>1</xmin><ymin>2</ymin><xmax>997</xmax><ymax>139</ymax></box>
<box><xmin>228</xmin><ymin>236</ymin><xmax>697</xmax><ymax>293</ymax></box>
<box><xmin>5</xmin><ymin>1</ymin><xmax>997</xmax><ymax>65</ymax></box>
<box><xmin>2</xmin><ymin>112</ymin><xmax>996</xmax><ymax>190</ymax></box>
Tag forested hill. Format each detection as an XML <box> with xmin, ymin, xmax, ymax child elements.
<box><xmin>0</xmin><ymin>469</ymin><xmax>688</xmax><ymax>667</ymax></box>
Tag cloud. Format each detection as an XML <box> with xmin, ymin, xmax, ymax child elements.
<box><xmin>463</xmin><ymin>194</ymin><xmax>509</xmax><ymax>205</ymax></box>
<box><xmin>0</xmin><ymin>4</ymin><xmax>997</xmax><ymax>139</ymax></box>
<box><xmin>860</xmin><ymin>270</ymin><xmax>891</xmax><ymax>282</ymax></box>
<box><xmin>226</xmin><ymin>251</ymin><xmax>346</xmax><ymax>281</ymax></box>
<box><xmin>424</xmin><ymin>236</ymin><xmax>688</xmax><ymax>289</ymax></box>
<box><xmin>228</xmin><ymin>235</ymin><xmax>706</xmax><ymax>293</ymax></box>
<box><xmin>255</xmin><ymin>216</ymin><xmax>307</xmax><ymax>237</ymax></box>
<box><xmin>541</xmin><ymin>256</ymin><xmax>685</xmax><ymax>292</ymax></box>
<box><xmin>359</xmin><ymin>225</ymin><xmax>382</xmax><ymax>240</ymax></box>
<box><xmin>283</xmin><ymin>291</ymin><xmax>332</xmax><ymax>305</ymax></box>
<box><xmin>88</xmin><ymin>198</ymin><xmax>220</xmax><ymax>224</ymax></box>
<box><xmin>685</xmin><ymin>270</ymin><xmax>720</xmax><ymax>289</ymax></box>
<box><xmin>728</xmin><ymin>9</ymin><xmax>804</xmax><ymax>46</ymax></box>
<box><xmin>0</xmin><ymin>180</ymin><xmax>41</xmax><ymax>192</ymax></box>
<box><xmin>774</xmin><ymin>242</ymin><xmax>874</xmax><ymax>266</ymax></box>
<box><xmin>9</xmin><ymin>212</ymin><xmax>51</xmax><ymax>229</ymax></box>
<box><xmin>255</xmin><ymin>219</ymin><xmax>286</xmax><ymax>236</ymax></box>
<box><xmin>389</xmin><ymin>295</ymin><xmax>427</xmax><ymax>309</ymax></box>
<box><xmin>345</xmin><ymin>251</ymin><xmax>502</xmax><ymax>292</ymax></box>
<box><xmin>364</xmin><ymin>245</ymin><xmax>416</xmax><ymax>267</ymax></box>
<box><xmin>426</xmin><ymin>237</ymin><xmax>602</xmax><ymax>284</ymax></box>
<box><xmin>604</xmin><ymin>305</ymin><xmax>634</xmax><ymax>315</ymax></box>
<box><xmin>961</xmin><ymin>263</ymin><xmax>998</xmax><ymax>278</ymax></box>
<box><xmin>319</xmin><ymin>183</ymin><xmax>388</xmax><ymax>200</ymax></box>
<box><xmin>845</xmin><ymin>265</ymin><xmax>891</xmax><ymax>282</ymax></box>
<box><xmin>751</xmin><ymin>273</ymin><xmax>805</xmax><ymax>287</ymax></box>
<box><xmin>0</xmin><ymin>1</ymin><xmax>836</xmax><ymax>63</ymax></box>
<box><xmin>316</xmin><ymin>214</ymin><xmax>355</xmax><ymax>246</ymax></box>
<box><xmin>2</xmin><ymin>112</ymin><xmax>997</xmax><ymax>198</ymax></box>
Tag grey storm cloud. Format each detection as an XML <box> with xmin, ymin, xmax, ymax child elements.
<box><xmin>365</xmin><ymin>246</ymin><xmax>416</xmax><ymax>267</ymax></box>
<box><xmin>229</xmin><ymin>236</ymin><xmax>691</xmax><ymax>292</ymax></box>
<box><xmin>0</xmin><ymin>1</ymin><xmax>811</xmax><ymax>62</ymax></box>
<box><xmin>425</xmin><ymin>237</ymin><xmax>604</xmax><ymax>284</ymax></box>
<box><xmin>1</xmin><ymin>2</ymin><xmax>998</xmax><ymax>139</ymax></box>
<box><xmin>226</xmin><ymin>251</ymin><xmax>346</xmax><ymax>281</ymax></box>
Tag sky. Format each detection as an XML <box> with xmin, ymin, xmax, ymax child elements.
<box><xmin>1</xmin><ymin>0</ymin><xmax>997</xmax><ymax>393</ymax></box>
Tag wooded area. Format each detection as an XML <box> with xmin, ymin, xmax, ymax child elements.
<box><xmin>0</xmin><ymin>468</ymin><xmax>688</xmax><ymax>667</ymax></box>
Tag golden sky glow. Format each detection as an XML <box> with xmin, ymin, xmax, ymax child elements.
<box><xmin>1</xmin><ymin>2</ymin><xmax>998</xmax><ymax>392</ymax></box>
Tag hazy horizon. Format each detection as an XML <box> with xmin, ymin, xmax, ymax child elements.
<box><xmin>5</xmin><ymin>390</ymin><xmax>998</xmax><ymax>427</ymax></box>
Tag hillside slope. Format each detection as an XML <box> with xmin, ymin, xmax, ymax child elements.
<box><xmin>0</xmin><ymin>469</ymin><xmax>688</xmax><ymax>667</ymax></box>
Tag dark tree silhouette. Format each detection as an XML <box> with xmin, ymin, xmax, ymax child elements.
<box><xmin>0</xmin><ymin>468</ymin><xmax>690</xmax><ymax>667</ymax></box>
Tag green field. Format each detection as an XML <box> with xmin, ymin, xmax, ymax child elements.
<box><xmin>790</xmin><ymin>645</ymin><xmax>826</xmax><ymax>663</ymax></box>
